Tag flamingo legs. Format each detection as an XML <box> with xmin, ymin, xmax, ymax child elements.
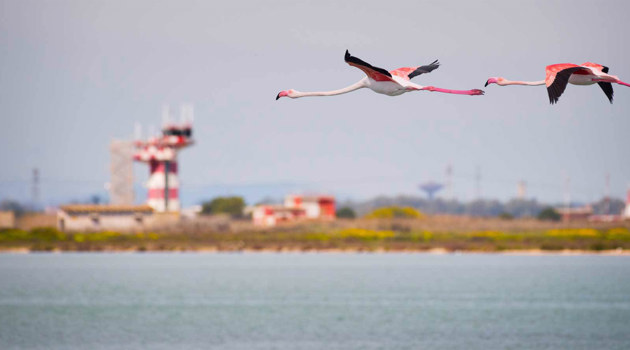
<box><xmin>592</xmin><ymin>79</ymin><xmax>630</xmax><ymax>88</ymax></box>
<box><xmin>422</xmin><ymin>86</ymin><xmax>485</xmax><ymax>95</ymax></box>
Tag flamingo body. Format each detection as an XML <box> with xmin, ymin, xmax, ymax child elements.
<box><xmin>364</xmin><ymin>76</ymin><xmax>422</xmax><ymax>96</ymax></box>
<box><xmin>276</xmin><ymin>50</ymin><xmax>484</xmax><ymax>100</ymax></box>
<box><xmin>486</xmin><ymin>62</ymin><xmax>629</xmax><ymax>104</ymax></box>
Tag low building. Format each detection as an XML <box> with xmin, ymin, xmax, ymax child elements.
<box><xmin>16</xmin><ymin>213</ymin><xmax>57</xmax><ymax>230</ymax></box>
<box><xmin>556</xmin><ymin>205</ymin><xmax>593</xmax><ymax>222</ymax></box>
<box><xmin>588</xmin><ymin>214</ymin><xmax>624</xmax><ymax>223</ymax></box>
<box><xmin>252</xmin><ymin>205</ymin><xmax>306</xmax><ymax>227</ymax></box>
<box><xmin>57</xmin><ymin>205</ymin><xmax>154</xmax><ymax>232</ymax></box>
<box><xmin>284</xmin><ymin>195</ymin><xmax>336</xmax><ymax>220</ymax></box>
<box><xmin>0</xmin><ymin>211</ymin><xmax>15</xmax><ymax>229</ymax></box>
<box><xmin>253</xmin><ymin>194</ymin><xmax>336</xmax><ymax>226</ymax></box>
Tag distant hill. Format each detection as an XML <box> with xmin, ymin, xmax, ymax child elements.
<box><xmin>339</xmin><ymin>196</ymin><xmax>626</xmax><ymax>218</ymax></box>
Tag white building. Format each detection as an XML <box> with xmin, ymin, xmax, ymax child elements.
<box><xmin>57</xmin><ymin>204</ymin><xmax>155</xmax><ymax>232</ymax></box>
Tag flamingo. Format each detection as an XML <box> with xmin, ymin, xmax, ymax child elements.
<box><xmin>485</xmin><ymin>63</ymin><xmax>630</xmax><ymax>104</ymax></box>
<box><xmin>276</xmin><ymin>50</ymin><xmax>484</xmax><ymax>100</ymax></box>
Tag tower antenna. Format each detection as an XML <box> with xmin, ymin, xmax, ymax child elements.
<box><xmin>31</xmin><ymin>168</ymin><xmax>40</xmax><ymax>210</ymax></box>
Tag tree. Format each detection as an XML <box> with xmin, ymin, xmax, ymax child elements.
<box><xmin>336</xmin><ymin>207</ymin><xmax>356</xmax><ymax>219</ymax></box>
<box><xmin>201</xmin><ymin>196</ymin><xmax>246</xmax><ymax>218</ymax></box>
<box><xmin>537</xmin><ymin>207</ymin><xmax>561</xmax><ymax>222</ymax></box>
<box><xmin>498</xmin><ymin>212</ymin><xmax>514</xmax><ymax>220</ymax></box>
<box><xmin>0</xmin><ymin>199</ymin><xmax>25</xmax><ymax>217</ymax></box>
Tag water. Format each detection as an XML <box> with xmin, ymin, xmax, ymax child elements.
<box><xmin>0</xmin><ymin>253</ymin><xmax>629</xmax><ymax>350</ymax></box>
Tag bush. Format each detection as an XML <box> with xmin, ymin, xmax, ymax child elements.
<box><xmin>546</xmin><ymin>228</ymin><xmax>600</xmax><ymax>239</ymax></box>
<box><xmin>606</xmin><ymin>227</ymin><xmax>630</xmax><ymax>241</ymax></box>
<box><xmin>337</xmin><ymin>228</ymin><xmax>395</xmax><ymax>241</ymax></box>
<box><xmin>498</xmin><ymin>212</ymin><xmax>514</xmax><ymax>220</ymax></box>
<box><xmin>335</xmin><ymin>207</ymin><xmax>356</xmax><ymax>219</ymax></box>
<box><xmin>365</xmin><ymin>206</ymin><xmax>424</xmax><ymax>219</ymax></box>
<box><xmin>30</xmin><ymin>227</ymin><xmax>67</xmax><ymax>241</ymax></box>
<box><xmin>538</xmin><ymin>207</ymin><xmax>561</xmax><ymax>221</ymax></box>
<box><xmin>201</xmin><ymin>196</ymin><xmax>246</xmax><ymax>218</ymax></box>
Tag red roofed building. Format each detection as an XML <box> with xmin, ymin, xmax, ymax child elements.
<box><xmin>252</xmin><ymin>195</ymin><xmax>336</xmax><ymax>226</ymax></box>
<box><xmin>284</xmin><ymin>195</ymin><xmax>335</xmax><ymax>220</ymax></box>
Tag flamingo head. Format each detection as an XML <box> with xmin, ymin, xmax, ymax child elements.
<box><xmin>276</xmin><ymin>89</ymin><xmax>296</xmax><ymax>100</ymax></box>
<box><xmin>484</xmin><ymin>77</ymin><xmax>504</xmax><ymax>87</ymax></box>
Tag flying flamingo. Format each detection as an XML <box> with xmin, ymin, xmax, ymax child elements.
<box><xmin>276</xmin><ymin>50</ymin><xmax>484</xmax><ymax>100</ymax></box>
<box><xmin>485</xmin><ymin>63</ymin><xmax>630</xmax><ymax>104</ymax></box>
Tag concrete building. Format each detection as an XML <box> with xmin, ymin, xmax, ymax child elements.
<box><xmin>0</xmin><ymin>211</ymin><xmax>15</xmax><ymax>229</ymax></box>
<box><xmin>57</xmin><ymin>205</ymin><xmax>154</xmax><ymax>232</ymax></box>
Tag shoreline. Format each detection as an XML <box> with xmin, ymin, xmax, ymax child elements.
<box><xmin>1</xmin><ymin>247</ymin><xmax>628</xmax><ymax>255</ymax></box>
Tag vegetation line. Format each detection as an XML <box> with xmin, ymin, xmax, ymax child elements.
<box><xmin>2</xmin><ymin>225</ymin><xmax>629</xmax><ymax>253</ymax></box>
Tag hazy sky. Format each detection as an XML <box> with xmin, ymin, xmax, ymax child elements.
<box><xmin>1</xmin><ymin>0</ymin><xmax>629</xmax><ymax>207</ymax></box>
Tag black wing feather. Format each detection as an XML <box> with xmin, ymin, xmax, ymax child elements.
<box><xmin>408</xmin><ymin>60</ymin><xmax>440</xmax><ymax>79</ymax></box>
<box><xmin>547</xmin><ymin>67</ymin><xmax>585</xmax><ymax>104</ymax></box>
<box><xmin>344</xmin><ymin>50</ymin><xmax>392</xmax><ymax>78</ymax></box>
<box><xmin>597</xmin><ymin>82</ymin><xmax>614</xmax><ymax>104</ymax></box>
<box><xmin>602</xmin><ymin>66</ymin><xmax>609</xmax><ymax>74</ymax></box>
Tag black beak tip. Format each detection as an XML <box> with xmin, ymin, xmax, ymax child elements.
<box><xmin>276</xmin><ymin>93</ymin><xmax>280</xmax><ymax>100</ymax></box>
<box><xmin>484</xmin><ymin>81</ymin><xmax>489</xmax><ymax>87</ymax></box>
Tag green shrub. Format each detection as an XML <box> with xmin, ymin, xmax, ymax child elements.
<box><xmin>30</xmin><ymin>227</ymin><xmax>66</xmax><ymax>241</ymax></box>
<box><xmin>538</xmin><ymin>207</ymin><xmax>561</xmax><ymax>221</ymax></box>
<box><xmin>605</xmin><ymin>227</ymin><xmax>630</xmax><ymax>241</ymax></box>
<box><xmin>201</xmin><ymin>196</ymin><xmax>246</xmax><ymax>218</ymax></box>
<box><xmin>498</xmin><ymin>212</ymin><xmax>514</xmax><ymax>220</ymax></box>
<box><xmin>335</xmin><ymin>207</ymin><xmax>356</xmax><ymax>219</ymax></box>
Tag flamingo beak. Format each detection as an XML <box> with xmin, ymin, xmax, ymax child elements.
<box><xmin>276</xmin><ymin>90</ymin><xmax>289</xmax><ymax>100</ymax></box>
<box><xmin>485</xmin><ymin>78</ymin><xmax>498</xmax><ymax>87</ymax></box>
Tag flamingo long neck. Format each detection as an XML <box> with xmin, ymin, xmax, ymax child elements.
<box><xmin>294</xmin><ymin>80</ymin><xmax>366</xmax><ymax>98</ymax></box>
<box><xmin>500</xmin><ymin>79</ymin><xmax>546</xmax><ymax>86</ymax></box>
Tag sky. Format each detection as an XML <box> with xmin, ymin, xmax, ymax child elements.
<box><xmin>1</xmin><ymin>0</ymin><xmax>630</xmax><ymax>207</ymax></box>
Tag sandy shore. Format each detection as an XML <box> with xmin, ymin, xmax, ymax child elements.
<box><xmin>1</xmin><ymin>247</ymin><xmax>628</xmax><ymax>255</ymax></box>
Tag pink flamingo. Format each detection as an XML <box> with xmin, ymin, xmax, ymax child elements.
<box><xmin>485</xmin><ymin>63</ymin><xmax>630</xmax><ymax>104</ymax></box>
<box><xmin>276</xmin><ymin>50</ymin><xmax>484</xmax><ymax>100</ymax></box>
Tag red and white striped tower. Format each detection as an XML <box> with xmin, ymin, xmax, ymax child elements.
<box><xmin>133</xmin><ymin>106</ymin><xmax>193</xmax><ymax>212</ymax></box>
<box><xmin>623</xmin><ymin>188</ymin><xmax>630</xmax><ymax>220</ymax></box>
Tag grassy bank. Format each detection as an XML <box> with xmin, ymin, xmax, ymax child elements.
<box><xmin>1</xmin><ymin>224</ymin><xmax>630</xmax><ymax>253</ymax></box>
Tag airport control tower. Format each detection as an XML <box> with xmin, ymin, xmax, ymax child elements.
<box><xmin>133</xmin><ymin>106</ymin><xmax>194</xmax><ymax>212</ymax></box>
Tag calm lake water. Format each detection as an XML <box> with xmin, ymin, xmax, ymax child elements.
<box><xmin>1</xmin><ymin>253</ymin><xmax>629</xmax><ymax>350</ymax></box>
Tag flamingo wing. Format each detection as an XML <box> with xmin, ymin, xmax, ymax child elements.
<box><xmin>391</xmin><ymin>60</ymin><xmax>440</xmax><ymax>80</ymax></box>
<box><xmin>546</xmin><ymin>64</ymin><xmax>592</xmax><ymax>104</ymax></box>
<box><xmin>580</xmin><ymin>62</ymin><xmax>613</xmax><ymax>103</ymax></box>
<box><xmin>344</xmin><ymin>50</ymin><xmax>396</xmax><ymax>82</ymax></box>
<box><xmin>597</xmin><ymin>82</ymin><xmax>614</xmax><ymax>103</ymax></box>
<box><xmin>580</xmin><ymin>62</ymin><xmax>609</xmax><ymax>73</ymax></box>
